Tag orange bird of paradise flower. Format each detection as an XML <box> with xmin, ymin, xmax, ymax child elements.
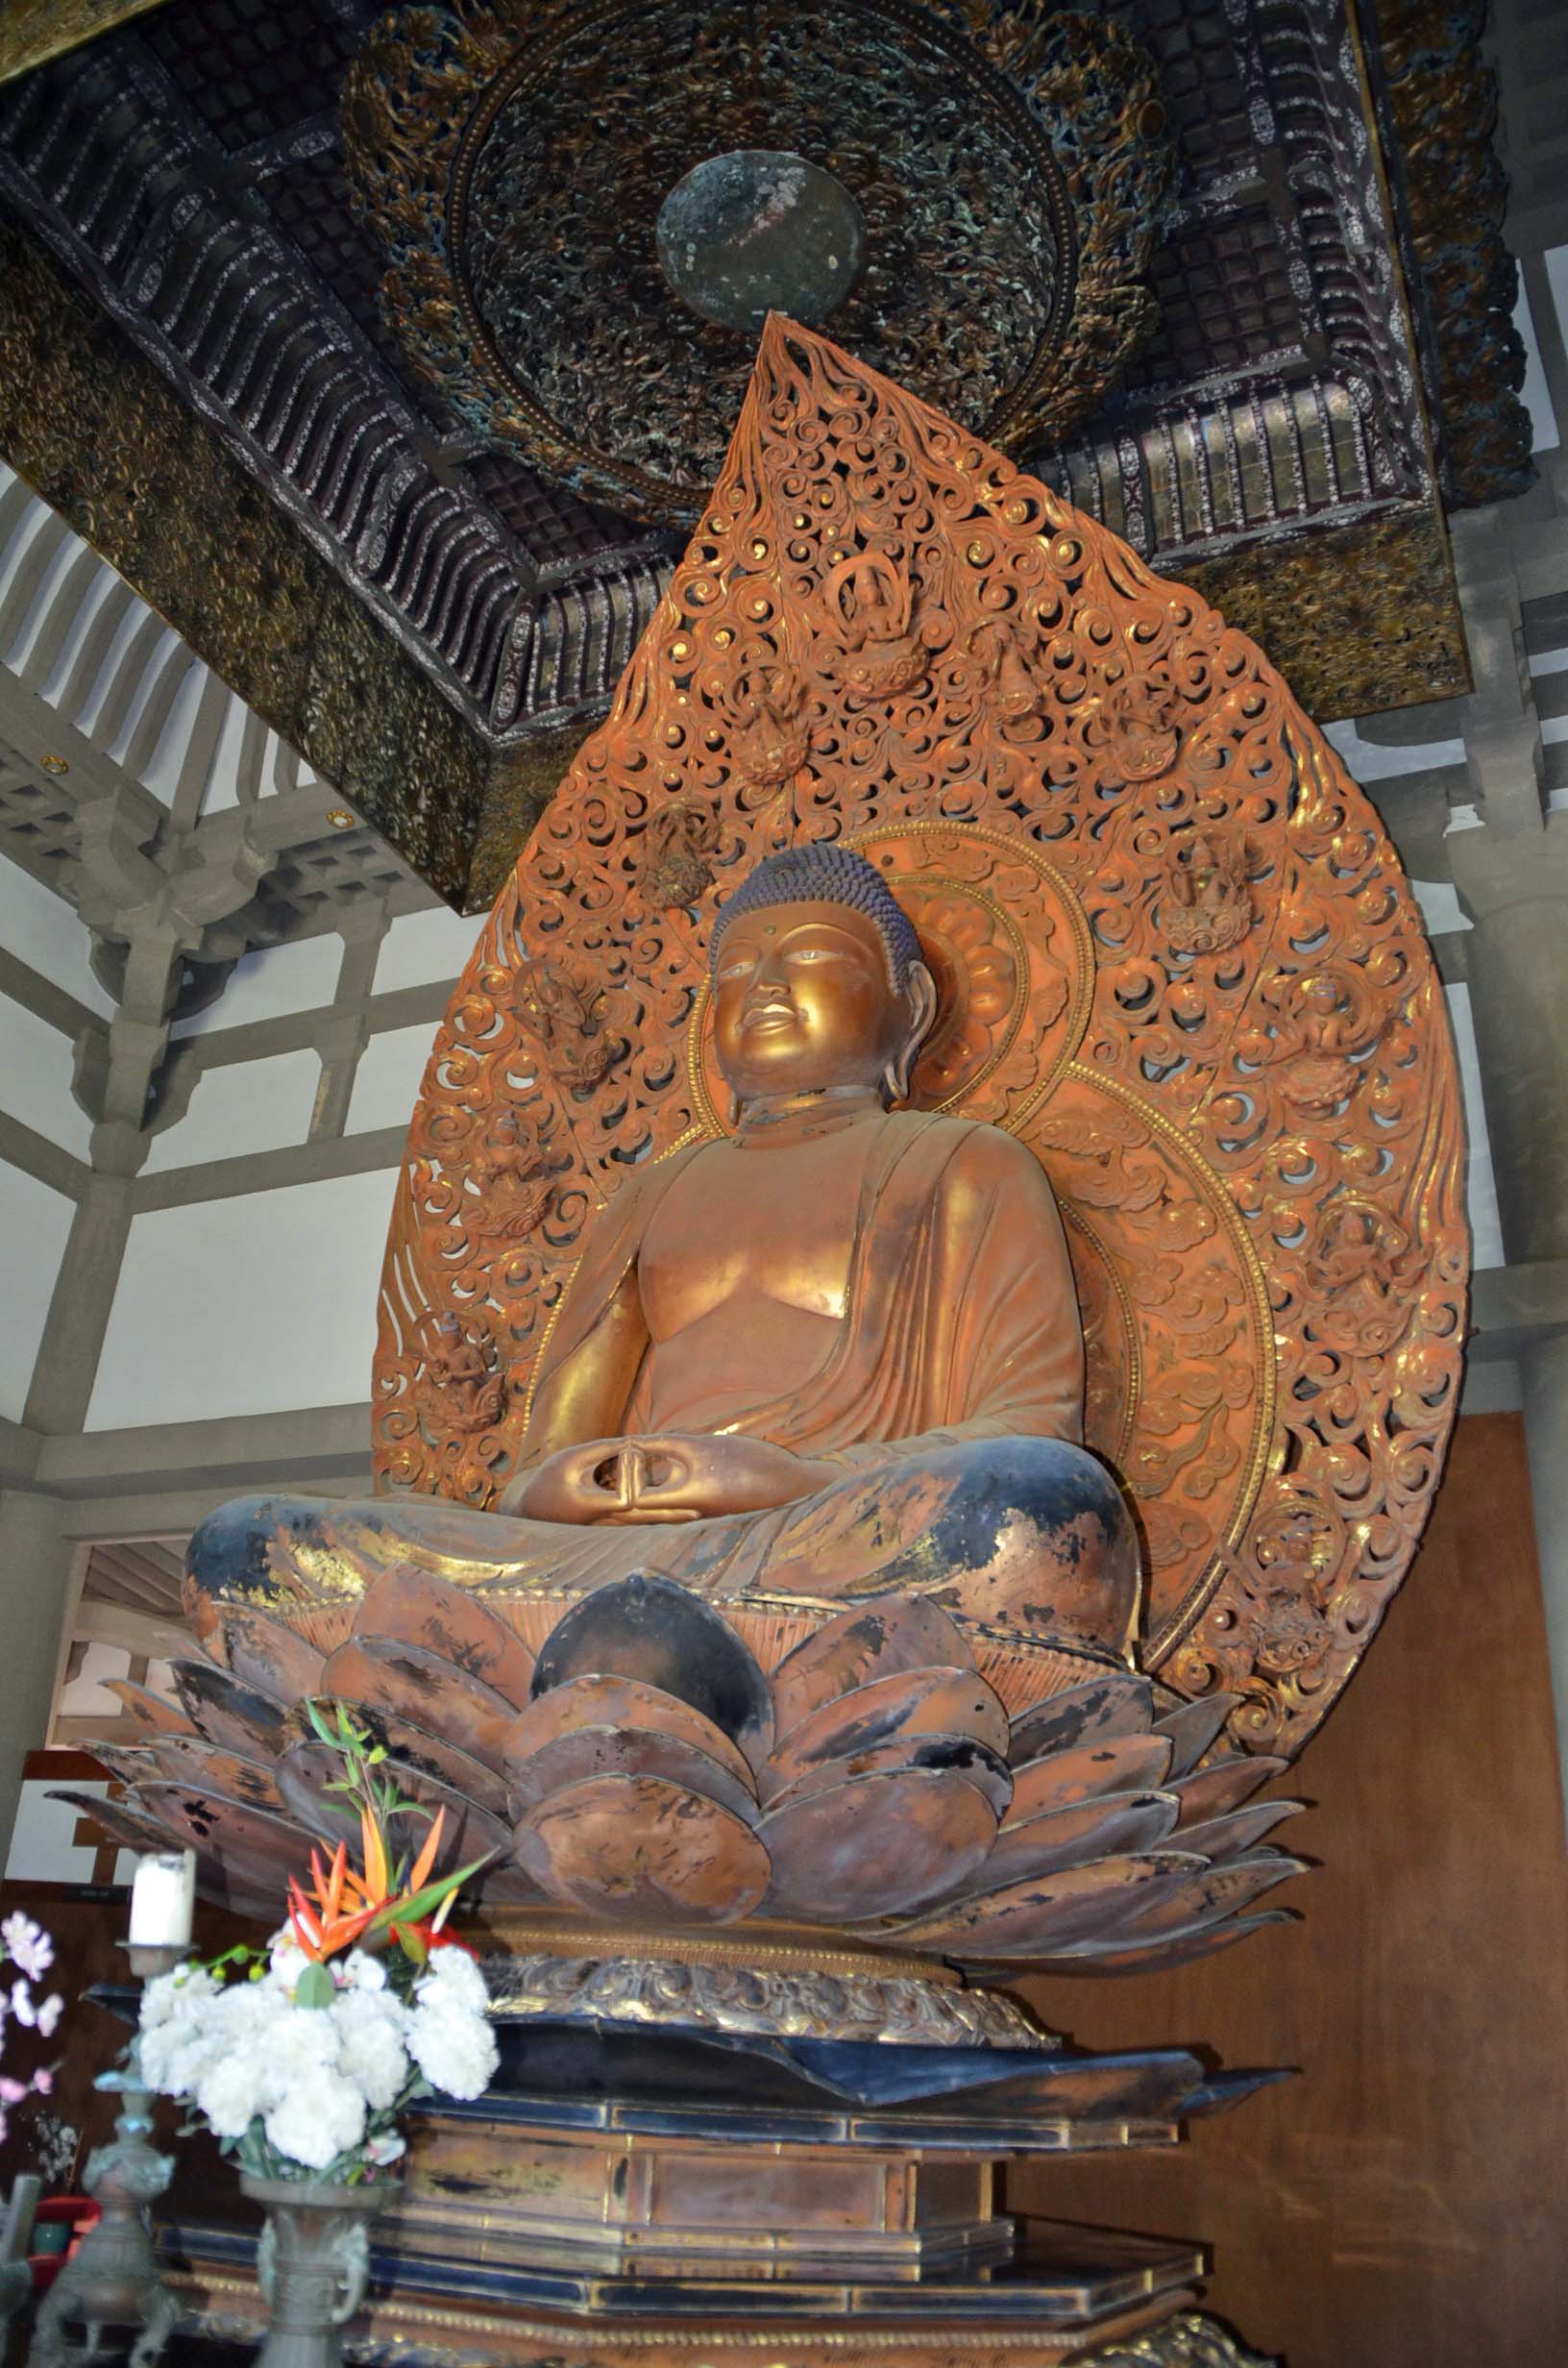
<box><xmin>287</xmin><ymin>1808</ymin><xmax>451</xmax><ymax>1964</ymax></box>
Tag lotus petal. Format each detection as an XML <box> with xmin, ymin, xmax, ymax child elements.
<box><xmin>765</xmin><ymin>1665</ymin><xmax>1009</xmax><ymax>1801</ymax></box>
<box><xmin>771</xmin><ymin>1597</ymin><xmax>974</xmax><ymax>1741</ymax></box>
<box><xmin>1041</xmin><ymin>1910</ymin><xmax>1298</xmax><ymax>1977</ymax></box>
<box><xmin>47</xmin><ymin>1784</ymin><xmax>187</xmax><ymax>1860</ymax></box>
<box><xmin>507</xmin><ymin>1725</ymin><xmax>759</xmax><ymax>1824</ymax></box>
<box><xmin>515</xmin><ymin>1773</ymin><xmax>770</xmax><ymax>1924</ymax></box>
<box><xmin>105</xmin><ymin>1680</ymin><xmax>200</xmax><ymax>1739</ymax></box>
<box><xmin>82</xmin><ymin>1741</ymin><xmax>161</xmax><ymax>1793</ymax></box>
<box><xmin>46</xmin><ymin>1786</ymin><xmax>279</xmax><ymax>1916</ymax></box>
<box><xmin>893</xmin><ymin>1851</ymin><xmax>1205</xmax><ymax>1957</ymax></box>
<box><xmin>143</xmin><ymin>1734</ymin><xmax>287</xmax><ymax>1814</ymax></box>
<box><xmin>213</xmin><ymin>1606</ymin><xmax>326</xmax><ymax>1706</ymax></box>
<box><xmin>1171</xmin><ymin>1754</ymin><xmax>1286</xmax><ymax>1828</ymax></box>
<box><xmin>530</xmin><ymin>1575</ymin><xmax>772</xmax><ymax>1767</ymax></box>
<box><xmin>766</xmin><ymin>1733</ymin><xmax>1013</xmax><ymax>1820</ymax></box>
<box><xmin>1006</xmin><ymin>1672</ymin><xmax>1153</xmax><ymax>1768</ymax></box>
<box><xmin>1004</xmin><ymin>1731</ymin><xmax>1173</xmax><ymax>1826</ymax></box>
<box><xmin>321</xmin><ymin>1635</ymin><xmax>517</xmax><ymax>1769</ymax></box>
<box><xmin>1174</xmin><ymin>1799</ymin><xmax>1305</xmax><ymax>1863</ymax></box>
<box><xmin>1151</xmin><ymin>1693</ymin><xmax>1240</xmax><ymax>1780</ymax></box>
<box><xmin>277</xmin><ymin>1700</ymin><xmax>511</xmax><ymax>1821</ymax></box>
<box><xmin>134</xmin><ymin>1783</ymin><xmax>317</xmax><ymax>1885</ymax></box>
<box><xmin>355</xmin><ymin>1567</ymin><xmax>535</xmax><ymax>1708</ymax></box>
<box><xmin>172</xmin><ymin>1661</ymin><xmax>291</xmax><ymax>1759</ymax></box>
<box><xmin>761</xmin><ymin>1767</ymin><xmax>996</xmax><ymax>1922</ymax></box>
<box><xmin>979</xmin><ymin>1788</ymin><xmax>1181</xmax><ymax>1889</ymax></box>
<box><xmin>275</xmin><ymin>1739</ymin><xmax>508</xmax><ymax>1876</ymax></box>
<box><xmin>503</xmin><ymin>1674</ymin><xmax>756</xmax><ymax>1798</ymax></box>
<box><xmin>1078</xmin><ymin>1851</ymin><xmax>1310</xmax><ymax>1948</ymax></box>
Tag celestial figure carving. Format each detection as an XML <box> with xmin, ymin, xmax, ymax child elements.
<box><xmin>188</xmin><ymin>843</ymin><xmax>1139</xmax><ymax>1698</ymax></box>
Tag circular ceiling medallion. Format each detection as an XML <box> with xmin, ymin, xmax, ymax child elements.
<box><xmin>343</xmin><ymin>0</ymin><xmax>1172</xmax><ymax>523</ymax></box>
<box><xmin>655</xmin><ymin>150</ymin><xmax>868</xmax><ymax>333</ymax></box>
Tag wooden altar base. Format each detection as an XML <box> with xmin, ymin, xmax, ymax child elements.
<box><xmin>159</xmin><ymin>2243</ymin><xmax>1210</xmax><ymax>2368</ymax></box>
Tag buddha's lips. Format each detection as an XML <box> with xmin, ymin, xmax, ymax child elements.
<box><xmin>740</xmin><ymin>1002</ymin><xmax>796</xmax><ymax>1032</ymax></box>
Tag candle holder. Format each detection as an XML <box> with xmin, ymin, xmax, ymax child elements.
<box><xmin>26</xmin><ymin>1944</ymin><xmax>184</xmax><ymax>2368</ymax></box>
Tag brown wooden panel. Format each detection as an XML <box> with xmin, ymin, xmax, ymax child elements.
<box><xmin>1013</xmin><ymin>1413</ymin><xmax>1568</xmax><ymax>2368</ymax></box>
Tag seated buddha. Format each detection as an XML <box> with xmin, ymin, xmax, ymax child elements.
<box><xmin>187</xmin><ymin>845</ymin><xmax>1141</xmax><ymax>1704</ymax></box>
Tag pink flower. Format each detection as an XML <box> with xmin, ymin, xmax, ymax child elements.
<box><xmin>10</xmin><ymin>1982</ymin><xmax>35</xmax><ymax>2028</ymax></box>
<box><xmin>0</xmin><ymin>1915</ymin><xmax>53</xmax><ymax>1983</ymax></box>
<box><xmin>35</xmin><ymin>1996</ymin><xmax>62</xmax><ymax>2039</ymax></box>
<box><xmin>31</xmin><ymin>2068</ymin><xmax>53</xmax><ymax>2097</ymax></box>
<box><xmin>0</xmin><ymin>2079</ymin><xmax>24</xmax><ymax>2107</ymax></box>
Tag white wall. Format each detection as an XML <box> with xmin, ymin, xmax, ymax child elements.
<box><xmin>0</xmin><ymin>856</ymin><xmax>113</xmax><ymax>1017</ymax></box>
<box><xmin>373</xmin><ymin>901</ymin><xmax>479</xmax><ymax>995</ymax></box>
<box><xmin>86</xmin><ymin>1166</ymin><xmax>401</xmax><ymax>1428</ymax></box>
<box><xmin>0</xmin><ymin>991</ymin><xmax>92</xmax><ymax>1157</ymax></box>
<box><xmin>347</xmin><ymin>1024</ymin><xmax>432</xmax><ymax>1135</ymax></box>
<box><xmin>0</xmin><ymin>1160</ymin><xmax>75</xmax><ymax>1420</ymax></box>
<box><xmin>173</xmin><ymin>935</ymin><xmax>344</xmax><ymax>1037</ymax></box>
<box><xmin>144</xmin><ymin>1048</ymin><xmax>323</xmax><ymax>1172</ymax></box>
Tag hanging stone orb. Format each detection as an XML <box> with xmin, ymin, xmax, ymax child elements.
<box><xmin>655</xmin><ymin>150</ymin><xmax>867</xmax><ymax>333</ymax></box>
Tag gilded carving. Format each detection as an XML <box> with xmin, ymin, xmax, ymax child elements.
<box><xmin>636</xmin><ymin>797</ymin><xmax>723</xmax><ymax>909</ymax></box>
<box><xmin>516</xmin><ymin>956</ymin><xmax>618</xmax><ymax>1090</ymax></box>
<box><xmin>480</xmin><ymin>1952</ymin><xmax>1053</xmax><ymax>2049</ymax></box>
<box><xmin>1159</xmin><ymin>830</ymin><xmax>1255</xmax><ymax>957</ymax></box>
<box><xmin>467</xmin><ymin>1110</ymin><xmax>565</xmax><ymax>1246</ymax></box>
<box><xmin>415</xmin><ymin>1312</ymin><xmax>505</xmax><ymax>1438</ymax></box>
<box><xmin>363</xmin><ymin>318</ymin><xmax>1465</xmax><ymax>1765</ymax></box>
<box><xmin>734</xmin><ymin>670</ymin><xmax>810</xmax><ymax>790</ymax></box>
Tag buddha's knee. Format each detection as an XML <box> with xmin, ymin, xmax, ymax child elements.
<box><xmin>185</xmin><ymin>1492</ymin><xmax>334</xmax><ymax>1622</ymax></box>
<box><xmin>918</xmin><ymin>1436</ymin><xmax>1140</xmax><ymax>1666</ymax></box>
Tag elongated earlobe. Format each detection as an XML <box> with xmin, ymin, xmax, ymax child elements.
<box><xmin>726</xmin><ymin>1089</ymin><xmax>743</xmax><ymax>1128</ymax></box>
<box><xmin>886</xmin><ymin>961</ymin><xmax>938</xmax><ymax>1101</ymax></box>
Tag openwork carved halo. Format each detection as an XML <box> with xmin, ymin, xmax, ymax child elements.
<box><xmin>342</xmin><ymin>0</ymin><xmax>1172</xmax><ymax>521</ymax></box>
<box><xmin>373</xmin><ymin>318</ymin><xmax>1467</xmax><ymax>1768</ymax></box>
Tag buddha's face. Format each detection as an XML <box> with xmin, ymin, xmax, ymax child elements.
<box><xmin>712</xmin><ymin>900</ymin><xmax>934</xmax><ymax>1107</ymax></box>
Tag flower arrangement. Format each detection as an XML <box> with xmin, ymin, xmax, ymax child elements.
<box><xmin>0</xmin><ymin>1911</ymin><xmax>63</xmax><ymax>2146</ymax></box>
<box><xmin>137</xmin><ymin>1705</ymin><xmax>499</xmax><ymax>2183</ymax></box>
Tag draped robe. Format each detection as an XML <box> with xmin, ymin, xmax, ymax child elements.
<box><xmin>188</xmin><ymin>1113</ymin><xmax>1140</xmax><ymax>1710</ymax></box>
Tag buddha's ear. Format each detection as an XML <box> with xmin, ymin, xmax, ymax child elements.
<box><xmin>885</xmin><ymin>960</ymin><xmax>938</xmax><ymax>1103</ymax></box>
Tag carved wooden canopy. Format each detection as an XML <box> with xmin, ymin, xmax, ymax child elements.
<box><xmin>373</xmin><ymin>318</ymin><xmax>1467</xmax><ymax>1767</ymax></box>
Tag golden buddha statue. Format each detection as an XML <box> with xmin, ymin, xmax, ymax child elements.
<box><xmin>187</xmin><ymin>845</ymin><xmax>1139</xmax><ymax>1700</ymax></box>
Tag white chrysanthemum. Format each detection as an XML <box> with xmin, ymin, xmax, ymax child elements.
<box><xmin>338</xmin><ymin>1952</ymin><xmax>386</xmax><ymax>1993</ymax></box>
<box><xmin>406</xmin><ymin>1997</ymin><xmax>498</xmax><ymax>2100</ymax></box>
<box><xmin>332</xmin><ymin>1989</ymin><xmax>410</xmax><ymax>2111</ymax></box>
<box><xmin>264</xmin><ymin>2072</ymin><xmax>366</xmax><ymax>2173</ymax></box>
<box><xmin>261</xmin><ymin>2006</ymin><xmax>341</xmax><ymax>2102</ymax></box>
<box><xmin>140</xmin><ymin>1964</ymin><xmax>217</xmax><ymax>2032</ymax></box>
<box><xmin>141</xmin><ymin>2014</ymin><xmax>231</xmax><ymax>2098</ymax></box>
<box><xmin>416</xmin><ymin>1949</ymin><xmax>489</xmax><ymax>2018</ymax></box>
<box><xmin>194</xmin><ymin>2053</ymin><xmax>264</xmax><ymax>2141</ymax></box>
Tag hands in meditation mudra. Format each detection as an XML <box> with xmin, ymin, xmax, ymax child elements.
<box><xmin>190</xmin><ymin>846</ymin><xmax>1139</xmax><ymax>1712</ymax></box>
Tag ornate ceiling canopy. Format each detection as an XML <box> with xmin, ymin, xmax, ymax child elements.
<box><xmin>343</xmin><ymin>0</ymin><xmax>1171</xmax><ymax>521</ymax></box>
<box><xmin>0</xmin><ymin>0</ymin><xmax>1534</xmax><ymax>915</ymax></box>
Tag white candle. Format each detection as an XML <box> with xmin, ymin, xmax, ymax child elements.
<box><xmin>128</xmin><ymin>1849</ymin><xmax>195</xmax><ymax>1949</ymax></box>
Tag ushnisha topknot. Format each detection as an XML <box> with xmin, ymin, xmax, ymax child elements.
<box><xmin>709</xmin><ymin>844</ymin><xmax>922</xmax><ymax>993</ymax></box>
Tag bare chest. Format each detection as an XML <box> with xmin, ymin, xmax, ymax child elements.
<box><xmin>638</xmin><ymin>1129</ymin><xmax>874</xmax><ymax>1337</ymax></box>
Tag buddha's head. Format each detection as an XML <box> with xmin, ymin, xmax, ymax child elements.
<box><xmin>710</xmin><ymin>844</ymin><xmax>937</xmax><ymax>1111</ymax></box>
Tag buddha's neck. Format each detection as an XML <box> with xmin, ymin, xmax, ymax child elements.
<box><xmin>731</xmin><ymin>1083</ymin><xmax>886</xmax><ymax>1147</ymax></box>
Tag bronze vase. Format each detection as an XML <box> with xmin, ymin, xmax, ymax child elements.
<box><xmin>239</xmin><ymin>2175</ymin><xmax>394</xmax><ymax>2368</ymax></box>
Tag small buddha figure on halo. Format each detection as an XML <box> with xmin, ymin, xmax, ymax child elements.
<box><xmin>188</xmin><ymin>846</ymin><xmax>1140</xmax><ymax>1707</ymax></box>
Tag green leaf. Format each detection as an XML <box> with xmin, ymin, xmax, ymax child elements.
<box><xmin>293</xmin><ymin>1960</ymin><xmax>337</xmax><ymax>2010</ymax></box>
<box><xmin>363</xmin><ymin>1854</ymin><xmax>493</xmax><ymax>1936</ymax></box>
